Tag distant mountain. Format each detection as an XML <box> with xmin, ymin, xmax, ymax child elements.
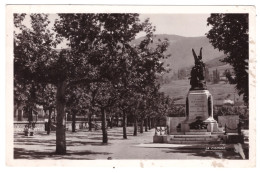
<box><xmin>55</xmin><ymin>34</ymin><xmax>227</xmax><ymax>74</ymax></box>
<box><xmin>133</xmin><ymin>34</ymin><xmax>225</xmax><ymax>72</ymax></box>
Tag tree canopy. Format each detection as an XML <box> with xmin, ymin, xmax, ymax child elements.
<box><xmin>14</xmin><ymin>13</ymin><xmax>171</xmax><ymax>154</ymax></box>
<box><xmin>206</xmin><ymin>13</ymin><xmax>249</xmax><ymax>104</ymax></box>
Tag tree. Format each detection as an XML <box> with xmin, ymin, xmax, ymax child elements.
<box><xmin>14</xmin><ymin>13</ymin><xmax>170</xmax><ymax>153</ymax></box>
<box><xmin>205</xmin><ymin>67</ymin><xmax>210</xmax><ymax>82</ymax></box>
<box><xmin>116</xmin><ymin>92</ymin><xmax>136</xmax><ymax>139</ymax></box>
<box><xmin>14</xmin><ymin>14</ymin><xmax>76</xmax><ymax>154</ymax></box>
<box><xmin>207</xmin><ymin>14</ymin><xmax>249</xmax><ymax>104</ymax></box>
<box><xmin>14</xmin><ymin>75</ymin><xmax>46</xmax><ymax>126</ymax></box>
<box><xmin>178</xmin><ymin>69</ymin><xmax>186</xmax><ymax>80</ymax></box>
<box><xmin>213</xmin><ymin>68</ymin><xmax>220</xmax><ymax>84</ymax></box>
<box><xmin>37</xmin><ymin>84</ymin><xmax>56</xmax><ymax>134</ymax></box>
<box><xmin>65</xmin><ymin>86</ymin><xmax>90</xmax><ymax>132</ymax></box>
<box><xmin>224</xmin><ymin>69</ymin><xmax>236</xmax><ymax>84</ymax></box>
<box><xmin>88</xmin><ymin>82</ymin><xmax>119</xmax><ymax>143</ymax></box>
<box><xmin>14</xmin><ymin>77</ymin><xmax>30</xmax><ymax>121</ymax></box>
<box><xmin>14</xmin><ymin>13</ymin><xmax>144</xmax><ymax>153</ymax></box>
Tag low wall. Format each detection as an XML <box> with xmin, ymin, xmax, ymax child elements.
<box><xmin>14</xmin><ymin>121</ymin><xmax>45</xmax><ymax>132</ymax></box>
<box><xmin>65</xmin><ymin>121</ymin><xmax>89</xmax><ymax>130</ymax></box>
<box><xmin>167</xmin><ymin>117</ymin><xmax>186</xmax><ymax>134</ymax></box>
<box><xmin>14</xmin><ymin>121</ymin><xmax>89</xmax><ymax>132</ymax></box>
<box><xmin>218</xmin><ymin>115</ymin><xmax>239</xmax><ymax>133</ymax></box>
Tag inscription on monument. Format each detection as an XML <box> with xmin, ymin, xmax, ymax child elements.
<box><xmin>189</xmin><ymin>94</ymin><xmax>207</xmax><ymax>118</ymax></box>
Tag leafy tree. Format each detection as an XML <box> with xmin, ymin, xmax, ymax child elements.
<box><xmin>116</xmin><ymin>92</ymin><xmax>136</xmax><ymax>139</ymax></box>
<box><xmin>37</xmin><ymin>84</ymin><xmax>56</xmax><ymax>134</ymax></box>
<box><xmin>205</xmin><ymin>67</ymin><xmax>210</xmax><ymax>82</ymax></box>
<box><xmin>14</xmin><ymin>13</ymin><xmax>170</xmax><ymax>153</ymax></box>
<box><xmin>14</xmin><ymin>75</ymin><xmax>44</xmax><ymax>126</ymax></box>
<box><xmin>213</xmin><ymin>68</ymin><xmax>220</xmax><ymax>84</ymax></box>
<box><xmin>14</xmin><ymin>13</ymin><xmax>141</xmax><ymax>153</ymax></box>
<box><xmin>207</xmin><ymin>14</ymin><xmax>249</xmax><ymax>104</ymax></box>
<box><xmin>224</xmin><ymin>69</ymin><xmax>236</xmax><ymax>84</ymax></box>
<box><xmin>14</xmin><ymin>77</ymin><xmax>30</xmax><ymax>121</ymax></box>
<box><xmin>14</xmin><ymin>13</ymin><xmax>72</xmax><ymax>154</ymax></box>
<box><xmin>88</xmin><ymin>82</ymin><xmax>119</xmax><ymax>143</ymax></box>
<box><xmin>178</xmin><ymin>69</ymin><xmax>186</xmax><ymax>80</ymax></box>
<box><xmin>65</xmin><ymin>86</ymin><xmax>90</xmax><ymax>132</ymax></box>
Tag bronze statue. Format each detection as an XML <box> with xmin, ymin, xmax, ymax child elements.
<box><xmin>190</xmin><ymin>47</ymin><xmax>207</xmax><ymax>90</ymax></box>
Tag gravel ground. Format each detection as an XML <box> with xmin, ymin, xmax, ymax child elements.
<box><xmin>13</xmin><ymin>127</ymin><xmax>248</xmax><ymax>160</ymax></box>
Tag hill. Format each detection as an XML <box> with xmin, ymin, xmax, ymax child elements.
<box><xmin>205</xmin><ymin>55</ymin><xmax>226</xmax><ymax>68</ymax></box>
<box><xmin>159</xmin><ymin>79</ymin><xmax>244</xmax><ymax>105</ymax></box>
<box><xmin>133</xmin><ymin>34</ymin><xmax>225</xmax><ymax>72</ymax></box>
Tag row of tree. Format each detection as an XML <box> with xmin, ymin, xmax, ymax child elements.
<box><xmin>14</xmin><ymin>13</ymin><xmax>174</xmax><ymax>154</ymax></box>
<box><xmin>13</xmin><ymin>13</ymin><xmax>249</xmax><ymax>155</ymax></box>
<box><xmin>165</xmin><ymin>67</ymin><xmax>221</xmax><ymax>84</ymax></box>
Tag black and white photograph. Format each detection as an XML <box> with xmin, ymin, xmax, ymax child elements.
<box><xmin>5</xmin><ymin>5</ymin><xmax>256</xmax><ymax>167</ymax></box>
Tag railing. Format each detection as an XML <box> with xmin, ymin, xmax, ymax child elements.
<box><xmin>154</xmin><ymin>126</ymin><xmax>169</xmax><ymax>135</ymax></box>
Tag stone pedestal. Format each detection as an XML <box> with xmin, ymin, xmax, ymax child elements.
<box><xmin>181</xmin><ymin>90</ymin><xmax>218</xmax><ymax>132</ymax></box>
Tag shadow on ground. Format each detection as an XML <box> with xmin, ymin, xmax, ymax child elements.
<box><xmin>14</xmin><ymin>128</ymin><xmax>248</xmax><ymax>160</ymax></box>
<box><xmin>14</xmin><ymin>148</ymin><xmax>111</xmax><ymax>160</ymax></box>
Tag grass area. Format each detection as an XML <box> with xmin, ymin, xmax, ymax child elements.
<box><xmin>160</xmin><ymin>79</ymin><xmax>244</xmax><ymax>105</ymax></box>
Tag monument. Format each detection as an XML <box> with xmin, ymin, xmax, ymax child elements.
<box><xmin>153</xmin><ymin>48</ymin><xmax>235</xmax><ymax>144</ymax></box>
<box><xmin>181</xmin><ymin>47</ymin><xmax>218</xmax><ymax>133</ymax></box>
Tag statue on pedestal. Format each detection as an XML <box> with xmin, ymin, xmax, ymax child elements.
<box><xmin>190</xmin><ymin>47</ymin><xmax>207</xmax><ymax>90</ymax></box>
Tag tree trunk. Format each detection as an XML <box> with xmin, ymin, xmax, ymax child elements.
<box><xmin>88</xmin><ymin>114</ymin><xmax>92</xmax><ymax>131</ymax></box>
<box><xmin>47</xmin><ymin>108</ymin><xmax>52</xmax><ymax>135</ymax></box>
<box><xmin>53</xmin><ymin>108</ymin><xmax>56</xmax><ymax>123</ymax></box>
<box><xmin>72</xmin><ymin>112</ymin><xmax>76</xmax><ymax>132</ymax></box>
<box><xmin>101</xmin><ymin>108</ymin><xmax>108</xmax><ymax>143</ymax></box>
<box><xmin>110</xmin><ymin>116</ymin><xmax>113</xmax><ymax>129</ymax></box>
<box><xmin>145</xmin><ymin>117</ymin><xmax>148</xmax><ymax>132</ymax></box>
<box><xmin>56</xmin><ymin>81</ymin><xmax>66</xmax><ymax>154</ymax></box>
<box><xmin>133</xmin><ymin>117</ymin><xmax>137</xmax><ymax>136</ymax></box>
<box><xmin>122</xmin><ymin>111</ymin><xmax>127</xmax><ymax>139</ymax></box>
<box><xmin>140</xmin><ymin>118</ymin><xmax>143</xmax><ymax>133</ymax></box>
<box><xmin>18</xmin><ymin>108</ymin><xmax>22</xmax><ymax>121</ymax></box>
<box><xmin>151</xmin><ymin>117</ymin><xmax>155</xmax><ymax>128</ymax></box>
<box><xmin>28</xmin><ymin>107</ymin><xmax>33</xmax><ymax>123</ymax></box>
<box><xmin>116</xmin><ymin>116</ymin><xmax>119</xmax><ymax>127</ymax></box>
<box><xmin>148</xmin><ymin>116</ymin><xmax>151</xmax><ymax>130</ymax></box>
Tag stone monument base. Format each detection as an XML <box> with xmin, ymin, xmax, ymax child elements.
<box><xmin>180</xmin><ymin>89</ymin><xmax>219</xmax><ymax>133</ymax></box>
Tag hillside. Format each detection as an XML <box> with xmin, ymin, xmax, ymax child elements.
<box><xmin>133</xmin><ymin>34</ymin><xmax>225</xmax><ymax>72</ymax></box>
<box><xmin>160</xmin><ymin>79</ymin><xmax>244</xmax><ymax>105</ymax></box>
<box><xmin>205</xmin><ymin>55</ymin><xmax>226</xmax><ymax>68</ymax></box>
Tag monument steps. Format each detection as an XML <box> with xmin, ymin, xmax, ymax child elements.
<box><xmin>169</xmin><ymin>137</ymin><xmax>216</xmax><ymax>141</ymax></box>
<box><xmin>184</xmin><ymin>132</ymin><xmax>211</xmax><ymax>135</ymax></box>
<box><xmin>167</xmin><ymin>140</ymin><xmax>220</xmax><ymax>144</ymax></box>
<box><xmin>168</xmin><ymin>135</ymin><xmax>219</xmax><ymax>138</ymax></box>
<box><xmin>166</xmin><ymin>134</ymin><xmax>222</xmax><ymax>144</ymax></box>
<box><xmin>171</xmin><ymin>134</ymin><xmax>219</xmax><ymax>138</ymax></box>
<box><xmin>189</xmin><ymin>129</ymin><xmax>207</xmax><ymax>132</ymax></box>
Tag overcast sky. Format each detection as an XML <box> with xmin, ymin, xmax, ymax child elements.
<box><xmin>46</xmin><ymin>13</ymin><xmax>211</xmax><ymax>37</ymax></box>
<box><xmin>22</xmin><ymin>13</ymin><xmax>211</xmax><ymax>48</ymax></box>
<box><xmin>139</xmin><ymin>14</ymin><xmax>211</xmax><ymax>37</ymax></box>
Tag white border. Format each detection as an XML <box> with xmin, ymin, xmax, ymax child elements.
<box><xmin>4</xmin><ymin>4</ymin><xmax>257</xmax><ymax>168</ymax></box>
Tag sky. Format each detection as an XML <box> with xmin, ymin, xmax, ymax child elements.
<box><xmin>139</xmin><ymin>14</ymin><xmax>211</xmax><ymax>37</ymax></box>
<box><xmin>21</xmin><ymin>13</ymin><xmax>211</xmax><ymax>48</ymax></box>
<box><xmin>25</xmin><ymin>13</ymin><xmax>211</xmax><ymax>37</ymax></box>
